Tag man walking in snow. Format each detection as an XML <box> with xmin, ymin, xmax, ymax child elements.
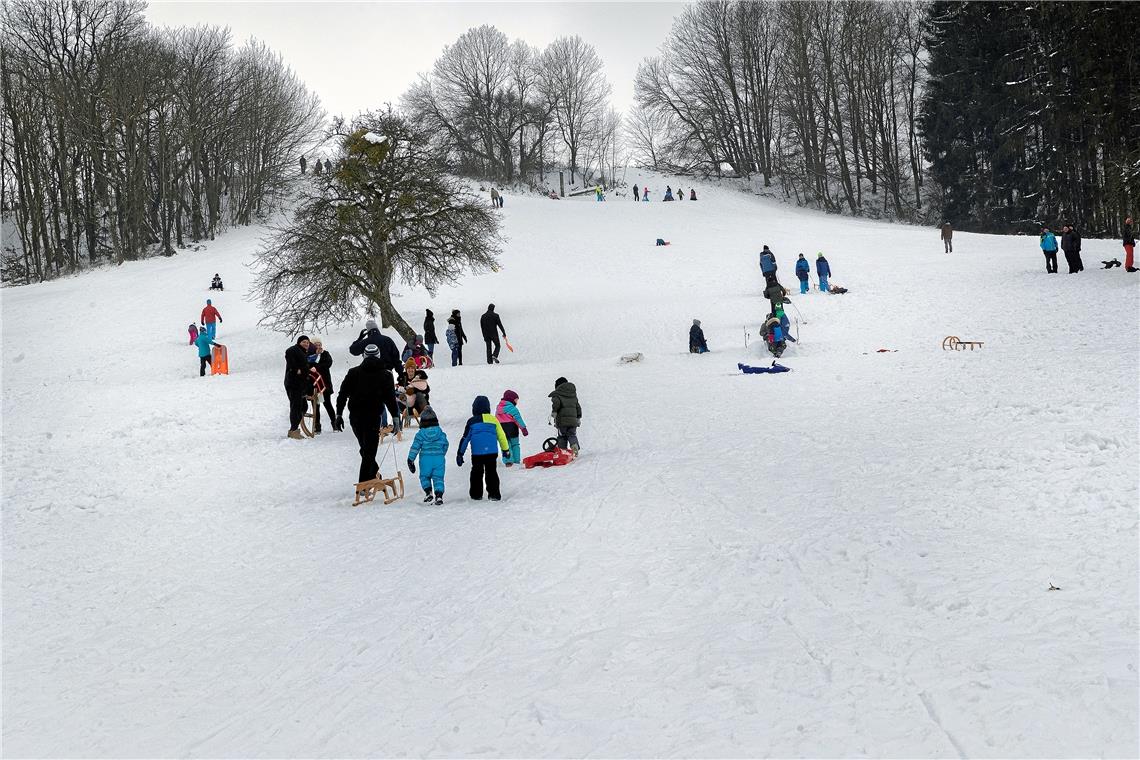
<box><xmin>633</xmin><ymin>184</ymin><xmax>640</xmax><ymax>201</ymax></box>
<box><xmin>941</xmin><ymin>222</ymin><xmax>953</xmax><ymax>253</ymax></box>
<box><xmin>201</xmin><ymin>299</ymin><xmax>222</xmax><ymax>340</ymax></box>
<box><xmin>816</xmin><ymin>253</ymin><xmax>831</xmax><ymax>292</ymax></box>
<box><xmin>480</xmin><ymin>304</ymin><xmax>507</xmax><ymax>364</ymax></box>
<box><xmin>284</xmin><ymin>336</ymin><xmax>312</xmax><ymax>439</ymax></box>
<box><xmin>336</xmin><ymin>343</ymin><xmax>400</xmax><ymax>484</ymax></box>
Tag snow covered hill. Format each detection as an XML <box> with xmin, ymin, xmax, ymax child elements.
<box><xmin>3</xmin><ymin>179</ymin><xmax>1137</xmax><ymax>757</ymax></box>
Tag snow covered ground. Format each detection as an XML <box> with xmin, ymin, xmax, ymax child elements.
<box><xmin>3</xmin><ymin>179</ymin><xmax>1137</xmax><ymax>757</ymax></box>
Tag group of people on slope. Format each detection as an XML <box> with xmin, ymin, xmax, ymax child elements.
<box><xmin>631</xmin><ymin>184</ymin><xmax>697</xmax><ymax>202</ymax></box>
<box><xmin>442</xmin><ymin>304</ymin><xmax>509</xmax><ymax>366</ymax></box>
<box><xmin>1041</xmin><ymin>216</ymin><xmax>1138</xmax><ymax>274</ymax></box>
<box><xmin>189</xmin><ymin>297</ymin><xmax>224</xmax><ymax>376</ymax></box>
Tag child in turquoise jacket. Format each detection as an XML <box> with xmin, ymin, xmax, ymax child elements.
<box><xmin>495</xmin><ymin>390</ymin><xmax>528</xmax><ymax>466</ymax></box>
<box><xmin>407</xmin><ymin>406</ymin><xmax>449</xmax><ymax>504</ymax></box>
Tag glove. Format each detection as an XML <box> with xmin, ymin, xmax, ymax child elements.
<box><xmin>406</xmin><ymin>459</ymin><xmax>416</xmax><ymax>474</ymax></box>
<box><xmin>335</xmin><ymin>415</ymin><xmax>344</xmax><ymax>430</ymax></box>
<box><xmin>456</xmin><ymin>454</ymin><xmax>464</xmax><ymax>467</ymax></box>
<box><xmin>521</xmin><ymin>427</ymin><xmax>529</xmax><ymax>437</ymax></box>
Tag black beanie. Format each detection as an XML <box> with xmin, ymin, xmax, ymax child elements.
<box><xmin>555</xmin><ymin>376</ymin><xmax>567</xmax><ymax>387</ymax></box>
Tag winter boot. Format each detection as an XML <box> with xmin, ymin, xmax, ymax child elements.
<box><xmin>423</xmin><ymin>489</ymin><xmax>434</xmax><ymax>503</ymax></box>
<box><xmin>434</xmin><ymin>492</ymin><xmax>444</xmax><ymax>506</ymax></box>
<box><xmin>287</xmin><ymin>429</ymin><xmax>303</xmax><ymax>440</ymax></box>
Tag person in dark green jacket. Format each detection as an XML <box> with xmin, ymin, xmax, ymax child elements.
<box><xmin>548</xmin><ymin>377</ymin><xmax>582</xmax><ymax>455</ymax></box>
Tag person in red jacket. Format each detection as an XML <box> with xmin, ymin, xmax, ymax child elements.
<box><xmin>201</xmin><ymin>299</ymin><xmax>222</xmax><ymax>340</ymax></box>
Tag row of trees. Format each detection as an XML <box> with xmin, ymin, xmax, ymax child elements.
<box><xmin>631</xmin><ymin>0</ymin><xmax>927</xmax><ymax>220</ymax></box>
<box><xmin>1</xmin><ymin>0</ymin><xmax>322</xmax><ymax>283</ymax></box>
<box><xmin>404</xmin><ymin>26</ymin><xmax>620</xmax><ymax>187</ymax></box>
<box><xmin>920</xmin><ymin>1</ymin><xmax>1138</xmax><ymax>234</ymax></box>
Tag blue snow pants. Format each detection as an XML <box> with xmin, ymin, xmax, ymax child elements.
<box><xmin>205</xmin><ymin>322</ymin><xmax>217</xmax><ymax>340</ymax></box>
<box><xmin>503</xmin><ymin>437</ymin><xmax>521</xmax><ymax>465</ymax></box>
<box><xmin>799</xmin><ymin>278</ymin><xmax>809</xmax><ymax>294</ymax></box>
<box><xmin>819</xmin><ymin>275</ymin><xmax>829</xmax><ymax>292</ymax></box>
<box><xmin>418</xmin><ymin>454</ymin><xmax>445</xmax><ymax>494</ymax></box>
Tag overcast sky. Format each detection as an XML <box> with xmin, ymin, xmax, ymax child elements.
<box><xmin>144</xmin><ymin>1</ymin><xmax>687</xmax><ymax>121</ymax></box>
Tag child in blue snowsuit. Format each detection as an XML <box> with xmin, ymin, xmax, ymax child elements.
<box><xmin>407</xmin><ymin>406</ymin><xmax>448</xmax><ymax>505</ymax></box>
<box><xmin>816</xmin><ymin>253</ymin><xmax>831</xmax><ymax>292</ymax></box>
<box><xmin>795</xmin><ymin>254</ymin><xmax>810</xmax><ymax>293</ymax></box>
<box><xmin>495</xmin><ymin>390</ymin><xmax>528</xmax><ymax>466</ymax></box>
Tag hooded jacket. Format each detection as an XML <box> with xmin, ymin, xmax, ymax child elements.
<box><xmin>795</xmin><ymin>257</ymin><xmax>810</xmax><ymax>279</ymax></box>
<box><xmin>689</xmin><ymin>323</ymin><xmax>707</xmax><ymax>351</ymax></box>
<box><xmin>195</xmin><ymin>332</ymin><xmax>214</xmax><ymax>359</ymax></box>
<box><xmin>458</xmin><ymin>396</ymin><xmax>509</xmax><ymax>458</ymax></box>
<box><xmin>409</xmin><ymin>415</ymin><xmax>449</xmax><ymax>460</ymax></box>
<box><xmin>349</xmin><ymin>327</ymin><xmax>401</xmax><ymax>371</ymax></box>
<box><xmin>1040</xmin><ymin>231</ymin><xmax>1058</xmax><ymax>252</ymax></box>
<box><xmin>549</xmin><ymin>381</ymin><xmax>582</xmax><ymax>428</ymax></box>
<box><xmin>759</xmin><ymin>248</ymin><xmax>777</xmax><ymax>274</ymax></box>
<box><xmin>815</xmin><ymin>256</ymin><xmax>831</xmax><ymax>278</ymax></box>
<box><xmin>336</xmin><ymin>356</ymin><xmax>397</xmax><ymax>422</ymax></box>
<box><xmin>423</xmin><ymin>310</ymin><xmax>439</xmax><ymax>344</ymax></box>
<box><xmin>495</xmin><ymin>397</ymin><xmax>526</xmax><ymax>438</ymax></box>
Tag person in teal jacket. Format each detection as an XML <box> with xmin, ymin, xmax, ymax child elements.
<box><xmin>407</xmin><ymin>406</ymin><xmax>448</xmax><ymax>505</ymax></box>
<box><xmin>194</xmin><ymin>327</ymin><xmax>214</xmax><ymax>377</ymax></box>
<box><xmin>795</xmin><ymin>254</ymin><xmax>811</xmax><ymax>293</ymax></box>
<box><xmin>1040</xmin><ymin>226</ymin><xmax>1059</xmax><ymax>273</ymax></box>
<box><xmin>495</xmin><ymin>390</ymin><xmax>528</xmax><ymax>466</ymax></box>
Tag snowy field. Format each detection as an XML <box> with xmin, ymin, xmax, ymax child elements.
<box><xmin>3</xmin><ymin>179</ymin><xmax>1138</xmax><ymax>757</ymax></box>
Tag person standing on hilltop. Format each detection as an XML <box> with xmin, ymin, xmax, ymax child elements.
<box><xmin>423</xmin><ymin>309</ymin><xmax>439</xmax><ymax>358</ymax></box>
<box><xmin>941</xmin><ymin>221</ymin><xmax>953</xmax><ymax>253</ymax></box>
<box><xmin>1123</xmin><ymin>217</ymin><xmax>1136</xmax><ymax>272</ymax></box>
<box><xmin>446</xmin><ymin>309</ymin><xmax>468</xmax><ymax>366</ymax></box>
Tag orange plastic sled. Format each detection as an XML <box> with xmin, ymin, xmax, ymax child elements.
<box><xmin>211</xmin><ymin>344</ymin><xmax>229</xmax><ymax>375</ymax></box>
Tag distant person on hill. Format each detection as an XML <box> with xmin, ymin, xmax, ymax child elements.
<box><xmin>689</xmin><ymin>319</ymin><xmax>709</xmax><ymax>354</ymax></box>
<box><xmin>1040</xmin><ymin>226</ymin><xmax>1059</xmax><ymax>273</ymax></box>
<box><xmin>633</xmin><ymin>184</ymin><xmax>640</xmax><ymax>201</ymax></box>
<box><xmin>795</xmin><ymin>253</ymin><xmax>811</xmax><ymax>294</ymax></box>
<box><xmin>480</xmin><ymin>303</ymin><xmax>507</xmax><ymax>364</ymax></box>
<box><xmin>1123</xmin><ymin>217</ymin><xmax>1136</xmax><ymax>272</ymax></box>
<box><xmin>664</xmin><ymin>186</ymin><xmax>674</xmax><ymax>201</ymax></box>
<box><xmin>195</xmin><ymin>327</ymin><xmax>214</xmax><ymax>377</ymax></box>
<box><xmin>677</xmin><ymin>186</ymin><xmax>684</xmax><ymax>201</ymax></box>
<box><xmin>689</xmin><ymin>188</ymin><xmax>697</xmax><ymax>201</ymax></box>
<box><xmin>209</xmin><ymin>273</ymin><xmax>224</xmax><ymax>290</ymax></box>
<box><xmin>423</xmin><ymin>309</ymin><xmax>438</xmax><ymax>358</ymax></box>
<box><xmin>642</xmin><ymin>187</ymin><xmax>650</xmax><ymax>202</ymax></box>
<box><xmin>284</xmin><ymin>335</ymin><xmax>312</xmax><ymax>439</ymax></box>
<box><xmin>490</xmin><ymin>188</ymin><xmax>500</xmax><ymax>208</ymax></box>
<box><xmin>312</xmin><ymin>159</ymin><xmax>322</xmax><ymax>176</ymax></box>
<box><xmin>759</xmin><ymin>245</ymin><xmax>777</xmax><ymax>278</ymax></box>
<box><xmin>300</xmin><ymin>155</ymin><xmax>307</xmax><ymax>174</ymax></box>
<box><xmin>200</xmin><ymin>299</ymin><xmax>222</xmax><ymax>340</ymax></box>
<box><xmin>816</xmin><ymin>253</ymin><xmax>831</xmax><ymax>292</ymax></box>
<box><xmin>323</xmin><ymin>159</ymin><xmax>331</xmax><ymax>174</ymax></box>
<box><xmin>188</xmin><ymin>322</ymin><xmax>198</xmax><ymax>345</ymax></box>
<box><xmin>940</xmin><ymin>222</ymin><xmax>953</xmax><ymax>253</ymax></box>
<box><xmin>1060</xmin><ymin>224</ymin><xmax>1084</xmax><ymax>274</ymax></box>
<box><xmin>446</xmin><ymin>309</ymin><xmax>467</xmax><ymax>366</ymax></box>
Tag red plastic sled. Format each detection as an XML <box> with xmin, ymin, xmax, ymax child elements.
<box><xmin>523</xmin><ymin>448</ymin><xmax>575</xmax><ymax>469</ymax></box>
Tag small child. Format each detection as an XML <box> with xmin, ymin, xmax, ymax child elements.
<box><xmin>549</xmin><ymin>377</ymin><xmax>582</xmax><ymax>456</ymax></box>
<box><xmin>407</xmin><ymin>406</ymin><xmax>448</xmax><ymax>505</ymax></box>
<box><xmin>495</xmin><ymin>390</ymin><xmax>528</xmax><ymax>467</ymax></box>
<box><xmin>456</xmin><ymin>395</ymin><xmax>509</xmax><ymax>500</ymax></box>
<box><xmin>816</xmin><ymin>252</ymin><xmax>831</xmax><ymax>292</ymax></box>
<box><xmin>405</xmin><ymin>369</ymin><xmax>430</xmax><ymax>415</ymax></box>
<box><xmin>188</xmin><ymin>322</ymin><xmax>199</xmax><ymax>345</ymax></box>
<box><xmin>795</xmin><ymin>253</ymin><xmax>810</xmax><ymax>294</ymax></box>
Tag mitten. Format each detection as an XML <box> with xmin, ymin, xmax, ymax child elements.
<box><xmin>406</xmin><ymin>459</ymin><xmax>416</xmax><ymax>473</ymax></box>
<box><xmin>456</xmin><ymin>454</ymin><xmax>464</xmax><ymax>467</ymax></box>
<box><xmin>521</xmin><ymin>427</ymin><xmax>529</xmax><ymax>437</ymax></box>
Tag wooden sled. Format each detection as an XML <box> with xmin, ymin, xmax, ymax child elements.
<box><xmin>353</xmin><ymin>472</ymin><xmax>405</xmax><ymax>506</ymax></box>
<box><xmin>378</xmin><ymin>424</ymin><xmax>403</xmax><ymax>443</ymax></box>
<box><xmin>299</xmin><ymin>393</ymin><xmax>321</xmax><ymax>437</ymax></box>
<box><xmin>942</xmin><ymin>335</ymin><xmax>985</xmax><ymax>351</ymax></box>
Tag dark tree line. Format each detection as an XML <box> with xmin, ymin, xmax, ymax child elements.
<box><xmin>0</xmin><ymin>0</ymin><xmax>323</xmax><ymax>283</ymax></box>
<box><xmin>920</xmin><ymin>1</ymin><xmax>1139</xmax><ymax>234</ymax></box>
<box><xmin>632</xmin><ymin>0</ymin><xmax>927</xmax><ymax>220</ymax></box>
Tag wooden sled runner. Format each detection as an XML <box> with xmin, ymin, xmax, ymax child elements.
<box><xmin>353</xmin><ymin>472</ymin><xmax>405</xmax><ymax>506</ymax></box>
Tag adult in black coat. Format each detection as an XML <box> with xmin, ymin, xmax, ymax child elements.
<box><xmin>1060</xmin><ymin>225</ymin><xmax>1084</xmax><ymax>274</ymax></box>
<box><xmin>689</xmin><ymin>320</ymin><xmax>709</xmax><ymax>353</ymax></box>
<box><xmin>348</xmin><ymin>317</ymin><xmax>401</xmax><ymax>371</ymax></box>
<box><xmin>336</xmin><ymin>345</ymin><xmax>399</xmax><ymax>483</ymax></box>
<box><xmin>311</xmin><ymin>338</ymin><xmax>339</xmax><ymax>431</ymax></box>
<box><xmin>284</xmin><ymin>336</ymin><xmax>312</xmax><ymax>438</ymax></box>
<box><xmin>423</xmin><ymin>309</ymin><xmax>439</xmax><ymax>357</ymax></box>
<box><xmin>480</xmin><ymin>304</ymin><xmax>507</xmax><ymax>364</ymax></box>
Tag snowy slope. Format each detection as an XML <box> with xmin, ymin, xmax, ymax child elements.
<box><xmin>3</xmin><ymin>179</ymin><xmax>1138</xmax><ymax>757</ymax></box>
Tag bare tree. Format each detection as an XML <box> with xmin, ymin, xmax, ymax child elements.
<box><xmin>542</xmin><ymin>35</ymin><xmax>611</xmax><ymax>183</ymax></box>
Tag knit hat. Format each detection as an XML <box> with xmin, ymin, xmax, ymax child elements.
<box><xmin>365</xmin><ymin>318</ymin><xmax>378</xmax><ymax>331</ymax></box>
<box><xmin>693</xmin><ymin>319</ymin><xmax>701</xmax><ymax>327</ymax></box>
<box><xmin>503</xmin><ymin>389</ymin><xmax>519</xmax><ymax>403</ymax></box>
<box><xmin>555</xmin><ymin>376</ymin><xmax>567</xmax><ymax>387</ymax></box>
<box><xmin>817</xmin><ymin>252</ymin><xmax>824</xmax><ymax>258</ymax></box>
<box><xmin>363</xmin><ymin>343</ymin><xmax>380</xmax><ymax>358</ymax></box>
<box><xmin>207</xmin><ymin>299</ymin><xmax>212</xmax><ymax>305</ymax></box>
<box><xmin>419</xmin><ymin>406</ymin><xmax>439</xmax><ymax>428</ymax></box>
<box><xmin>297</xmin><ymin>335</ymin><xmax>310</xmax><ymax>344</ymax></box>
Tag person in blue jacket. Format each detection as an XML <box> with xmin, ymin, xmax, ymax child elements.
<box><xmin>407</xmin><ymin>406</ymin><xmax>448</xmax><ymax>505</ymax></box>
<box><xmin>1040</xmin><ymin>226</ymin><xmax>1059</xmax><ymax>273</ymax></box>
<box><xmin>456</xmin><ymin>395</ymin><xmax>509</xmax><ymax>500</ymax></box>
<box><xmin>816</xmin><ymin>253</ymin><xmax>831</xmax><ymax>292</ymax></box>
<box><xmin>795</xmin><ymin>253</ymin><xmax>810</xmax><ymax>293</ymax></box>
<box><xmin>194</xmin><ymin>326</ymin><xmax>214</xmax><ymax>376</ymax></box>
<box><xmin>759</xmin><ymin>245</ymin><xmax>777</xmax><ymax>277</ymax></box>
